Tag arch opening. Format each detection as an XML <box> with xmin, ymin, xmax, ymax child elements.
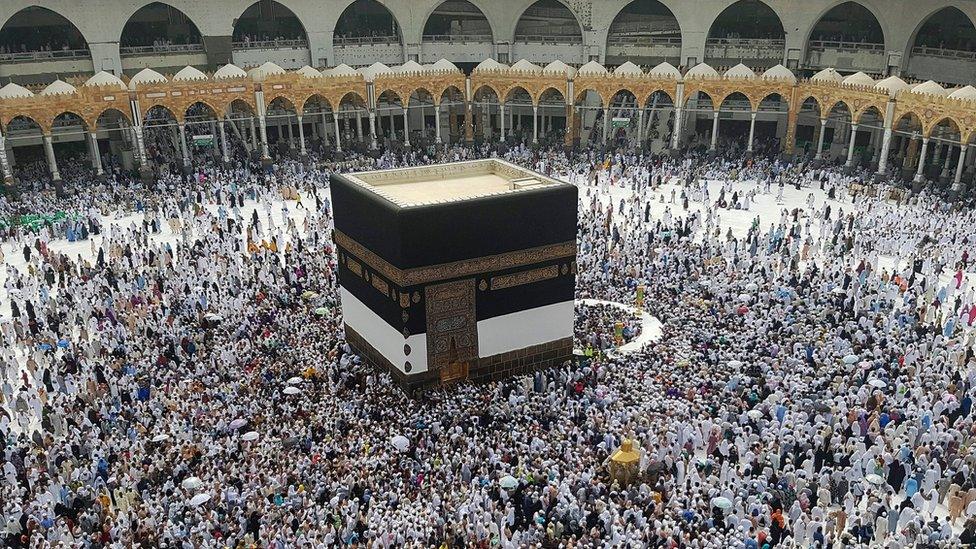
<box><xmin>605</xmin><ymin>0</ymin><xmax>681</xmax><ymax>66</ymax></box>
<box><xmin>120</xmin><ymin>3</ymin><xmax>203</xmax><ymax>54</ymax></box>
<box><xmin>705</xmin><ymin>0</ymin><xmax>784</xmax><ymax>68</ymax></box>
<box><xmin>0</xmin><ymin>7</ymin><xmax>88</xmax><ymax>59</ymax></box>
<box><xmin>423</xmin><ymin>0</ymin><xmax>493</xmax><ymax>42</ymax></box>
<box><xmin>514</xmin><ymin>0</ymin><xmax>582</xmax><ymax>44</ymax></box>
<box><xmin>234</xmin><ymin>0</ymin><xmax>309</xmax><ymax>48</ymax></box>
<box><xmin>335</xmin><ymin>0</ymin><xmax>402</xmax><ymax>45</ymax></box>
<box><xmin>805</xmin><ymin>2</ymin><xmax>885</xmax><ymax>74</ymax></box>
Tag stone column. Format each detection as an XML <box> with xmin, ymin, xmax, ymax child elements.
<box><xmin>43</xmin><ymin>133</ymin><xmax>61</xmax><ymax>181</ymax></box>
<box><xmin>672</xmin><ymin>107</ymin><xmax>683</xmax><ymax>149</ymax></box>
<box><xmin>0</xmin><ymin>134</ymin><xmax>12</xmax><ymax>184</ymax></box>
<box><xmin>602</xmin><ymin>106</ymin><xmax>610</xmax><ymax>143</ymax></box>
<box><xmin>89</xmin><ymin>132</ymin><xmax>103</xmax><ymax>175</ymax></box>
<box><xmin>499</xmin><ymin>103</ymin><xmax>505</xmax><ymax>142</ymax></box>
<box><xmin>133</xmin><ymin>126</ymin><xmax>148</xmax><ymax>165</ymax></box>
<box><xmin>333</xmin><ymin>113</ymin><xmax>342</xmax><ymax>152</ymax></box>
<box><xmin>747</xmin><ymin>111</ymin><xmax>757</xmax><ymax>152</ymax></box>
<box><xmin>914</xmin><ymin>137</ymin><xmax>929</xmax><ymax>182</ymax></box>
<box><xmin>369</xmin><ymin>111</ymin><xmax>378</xmax><ymax>149</ymax></box>
<box><xmin>845</xmin><ymin>124</ymin><xmax>858</xmax><ymax>167</ymax></box>
<box><xmin>954</xmin><ymin>144</ymin><xmax>968</xmax><ymax>189</ymax></box>
<box><xmin>178</xmin><ymin>124</ymin><xmax>190</xmax><ymax>166</ymax></box>
<box><xmin>354</xmin><ymin>111</ymin><xmax>363</xmax><ymax>142</ymax></box>
<box><xmin>533</xmin><ymin>105</ymin><xmax>539</xmax><ymax>144</ymax></box>
<box><xmin>249</xmin><ymin>118</ymin><xmax>258</xmax><ymax>151</ymax></box>
<box><xmin>878</xmin><ymin>128</ymin><xmax>893</xmax><ymax>174</ymax></box>
<box><xmin>402</xmin><ymin>107</ymin><xmax>410</xmax><ymax>147</ymax></box>
<box><xmin>297</xmin><ymin>114</ymin><xmax>307</xmax><ymax>156</ymax></box>
<box><xmin>464</xmin><ymin>102</ymin><xmax>473</xmax><ymax>143</ymax></box>
<box><xmin>218</xmin><ymin>120</ymin><xmax>230</xmax><ymax>163</ymax></box>
<box><xmin>816</xmin><ymin>118</ymin><xmax>827</xmax><ymax>157</ymax></box>
<box><xmin>258</xmin><ymin>117</ymin><xmax>270</xmax><ymax>159</ymax></box>
<box><xmin>433</xmin><ymin>104</ymin><xmax>442</xmax><ymax>144</ymax></box>
<box><xmin>637</xmin><ymin>108</ymin><xmax>645</xmax><ymax>145</ymax></box>
<box><xmin>710</xmin><ymin>111</ymin><xmax>719</xmax><ymax>151</ymax></box>
<box><xmin>285</xmin><ymin>120</ymin><xmax>294</xmax><ymax>149</ymax></box>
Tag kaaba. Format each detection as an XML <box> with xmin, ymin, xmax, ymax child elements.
<box><xmin>331</xmin><ymin>159</ymin><xmax>577</xmax><ymax>391</ymax></box>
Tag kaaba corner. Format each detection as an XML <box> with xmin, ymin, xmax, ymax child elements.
<box><xmin>331</xmin><ymin>158</ymin><xmax>578</xmax><ymax>392</ymax></box>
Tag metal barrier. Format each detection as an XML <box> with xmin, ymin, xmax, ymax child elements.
<box><xmin>333</xmin><ymin>36</ymin><xmax>400</xmax><ymax>46</ymax></box>
<box><xmin>422</xmin><ymin>34</ymin><xmax>492</xmax><ymax>43</ymax></box>
<box><xmin>513</xmin><ymin>34</ymin><xmax>583</xmax><ymax>45</ymax></box>
<box><xmin>808</xmin><ymin>40</ymin><xmax>884</xmax><ymax>52</ymax></box>
<box><xmin>232</xmin><ymin>39</ymin><xmax>308</xmax><ymax>50</ymax></box>
<box><xmin>607</xmin><ymin>36</ymin><xmax>682</xmax><ymax>47</ymax></box>
<box><xmin>0</xmin><ymin>49</ymin><xmax>90</xmax><ymax>62</ymax></box>
<box><xmin>912</xmin><ymin>46</ymin><xmax>976</xmax><ymax>60</ymax></box>
<box><xmin>120</xmin><ymin>44</ymin><xmax>204</xmax><ymax>56</ymax></box>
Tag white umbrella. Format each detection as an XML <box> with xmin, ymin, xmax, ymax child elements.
<box><xmin>286</xmin><ymin>376</ymin><xmax>303</xmax><ymax>385</ymax></box>
<box><xmin>229</xmin><ymin>418</ymin><xmax>247</xmax><ymax>430</ymax></box>
<box><xmin>189</xmin><ymin>493</ymin><xmax>211</xmax><ymax>506</ymax></box>
<box><xmin>843</xmin><ymin>354</ymin><xmax>859</xmax><ymax>364</ymax></box>
<box><xmin>746</xmin><ymin>410</ymin><xmax>762</xmax><ymax>420</ymax></box>
<box><xmin>728</xmin><ymin>360</ymin><xmax>743</xmax><ymax>368</ymax></box>
<box><xmin>869</xmin><ymin>379</ymin><xmax>887</xmax><ymax>389</ymax></box>
<box><xmin>832</xmin><ymin>287</ymin><xmax>846</xmax><ymax>295</ymax></box>
<box><xmin>151</xmin><ymin>434</ymin><xmax>170</xmax><ymax>443</ymax></box>
<box><xmin>181</xmin><ymin>476</ymin><xmax>203</xmax><ymax>491</ymax></box>
<box><xmin>865</xmin><ymin>473</ymin><xmax>884</xmax><ymax>485</ymax></box>
<box><xmin>241</xmin><ymin>431</ymin><xmax>259</xmax><ymax>441</ymax></box>
<box><xmin>711</xmin><ymin>496</ymin><xmax>733</xmax><ymax>509</ymax></box>
<box><xmin>499</xmin><ymin>475</ymin><xmax>518</xmax><ymax>489</ymax></box>
<box><xmin>738</xmin><ymin>293</ymin><xmax>752</xmax><ymax>302</ymax></box>
<box><xmin>391</xmin><ymin>435</ymin><xmax>410</xmax><ymax>452</ymax></box>
<box><xmin>204</xmin><ymin>313</ymin><xmax>223</xmax><ymax>321</ymax></box>
<box><xmin>283</xmin><ymin>386</ymin><xmax>301</xmax><ymax>395</ymax></box>
<box><xmin>745</xmin><ymin>282</ymin><xmax>758</xmax><ymax>292</ymax></box>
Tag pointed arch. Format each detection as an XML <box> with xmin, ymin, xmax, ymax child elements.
<box><xmin>514</xmin><ymin>0</ymin><xmax>583</xmax><ymax>43</ymax></box>
<box><xmin>0</xmin><ymin>6</ymin><xmax>88</xmax><ymax>54</ymax></box>
<box><xmin>120</xmin><ymin>2</ymin><xmax>203</xmax><ymax>48</ymax></box>
<box><xmin>806</xmin><ymin>1</ymin><xmax>885</xmax><ymax>47</ymax></box>
<box><xmin>707</xmin><ymin>0</ymin><xmax>784</xmax><ymax>41</ymax></box>
<box><xmin>233</xmin><ymin>0</ymin><xmax>308</xmax><ymax>44</ymax></box>
<box><xmin>423</xmin><ymin>0</ymin><xmax>495</xmax><ymax>42</ymax></box>
<box><xmin>606</xmin><ymin>0</ymin><xmax>682</xmax><ymax>52</ymax></box>
<box><xmin>909</xmin><ymin>6</ymin><xmax>976</xmax><ymax>53</ymax></box>
<box><xmin>334</xmin><ymin>0</ymin><xmax>403</xmax><ymax>44</ymax></box>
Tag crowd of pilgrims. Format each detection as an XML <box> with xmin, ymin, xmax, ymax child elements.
<box><xmin>4</xmin><ymin>134</ymin><xmax>976</xmax><ymax>549</ymax></box>
<box><xmin>573</xmin><ymin>303</ymin><xmax>643</xmax><ymax>352</ymax></box>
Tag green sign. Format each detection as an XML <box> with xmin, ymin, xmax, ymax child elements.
<box><xmin>192</xmin><ymin>134</ymin><xmax>214</xmax><ymax>147</ymax></box>
<box><xmin>611</xmin><ymin>117</ymin><xmax>630</xmax><ymax>129</ymax></box>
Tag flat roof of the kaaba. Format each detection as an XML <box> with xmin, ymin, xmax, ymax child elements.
<box><xmin>342</xmin><ymin>158</ymin><xmax>564</xmax><ymax>207</ymax></box>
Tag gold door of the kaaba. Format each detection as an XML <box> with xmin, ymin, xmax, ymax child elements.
<box><xmin>425</xmin><ymin>279</ymin><xmax>477</xmax><ymax>383</ymax></box>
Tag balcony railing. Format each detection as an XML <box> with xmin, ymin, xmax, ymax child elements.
<box><xmin>808</xmin><ymin>40</ymin><xmax>884</xmax><ymax>52</ymax></box>
<box><xmin>422</xmin><ymin>34</ymin><xmax>492</xmax><ymax>43</ymax></box>
<box><xmin>120</xmin><ymin>44</ymin><xmax>204</xmax><ymax>56</ymax></box>
<box><xmin>232</xmin><ymin>39</ymin><xmax>308</xmax><ymax>50</ymax></box>
<box><xmin>0</xmin><ymin>49</ymin><xmax>90</xmax><ymax>62</ymax></box>
<box><xmin>912</xmin><ymin>46</ymin><xmax>976</xmax><ymax>60</ymax></box>
<box><xmin>334</xmin><ymin>36</ymin><xmax>400</xmax><ymax>46</ymax></box>
<box><xmin>514</xmin><ymin>34</ymin><xmax>583</xmax><ymax>45</ymax></box>
<box><xmin>607</xmin><ymin>36</ymin><xmax>682</xmax><ymax>47</ymax></box>
<box><xmin>705</xmin><ymin>38</ymin><xmax>784</xmax><ymax>58</ymax></box>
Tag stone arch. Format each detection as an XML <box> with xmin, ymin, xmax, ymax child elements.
<box><xmin>143</xmin><ymin>104</ymin><xmax>179</xmax><ymax>125</ymax></box>
<box><xmin>184</xmin><ymin>100</ymin><xmax>220</xmax><ymax>121</ymax></box>
<box><xmin>233</xmin><ymin>0</ymin><xmax>308</xmax><ymax>43</ymax></box>
<box><xmin>0</xmin><ymin>6</ymin><xmax>89</xmax><ymax>53</ymax></box>
<box><xmin>910</xmin><ymin>6</ymin><xmax>976</xmax><ymax>53</ymax></box>
<box><xmin>439</xmin><ymin>85</ymin><xmax>465</xmax><ymax>106</ymax></box>
<box><xmin>50</xmin><ymin>111</ymin><xmax>88</xmax><ymax>134</ymax></box>
<box><xmin>422</xmin><ymin>0</ymin><xmax>496</xmax><ymax>42</ymax></box>
<box><xmin>926</xmin><ymin>116</ymin><xmax>963</xmax><ymax>139</ymax></box>
<box><xmin>706</xmin><ymin>0</ymin><xmax>785</xmax><ymax>41</ymax></box>
<box><xmin>805</xmin><ymin>1</ymin><xmax>885</xmax><ymax>47</ymax></box>
<box><xmin>684</xmin><ymin>90</ymin><xmax>714</xmax><ymax>111</ymax></box>
<box><xmin>854</xmin><ymin>104</ymin><xmax>883</xmax><ymax>125</ymax></box>
<box><xmin>718</xmin><ymin>91</ymin><xmax>752</xmax><ymax>111</ymax></box>
<box><xmin>513</xmin><ymin>0</ymin><xmax>583</xmax><ymax>43</ymax></box>
<box><xmin>120</xmin><ymin>2</ymin><xmax>203</xmax><ymax>47</ymax></box>
<box><xmin>334</xmin><ymin>0</ymin><xmax>403</xmax><ymax>45</ymax></box>
<box><xmin>300</xmin><ymin>93</ymin><xmax>335</xmax><ymax>114</ymax></box>
<box><xmin>472</xmin><ymin>84</ymin><xmax>502</xmax><ymax>103</ymax></box>
<box><xmin>574</xmin><ymin>88</ymin><xmax>607</xmax><ymax>107</ymax></box>
<box><xmin>639</xmin><ymin>88</ymin><xmax>672</xmax><ymax>105</ymax></box>
<box><xmin>605</xmin><ymin>0</ymin><xmax>682</xmax><ymax>51</ymax></box>
<box><xmin>3</xmin><ymin>114</ymin><xmax>44</xmax><ymax>134</ymax></box>
<box><xmin>92</xmin><ymin>107</ymin><xmax>132</xmax><ymax>131</ymax></box>
<box><xmin>825</xmin><ymin>100</ymin><xmax>852</xmax><ymax>123</ymax></box>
